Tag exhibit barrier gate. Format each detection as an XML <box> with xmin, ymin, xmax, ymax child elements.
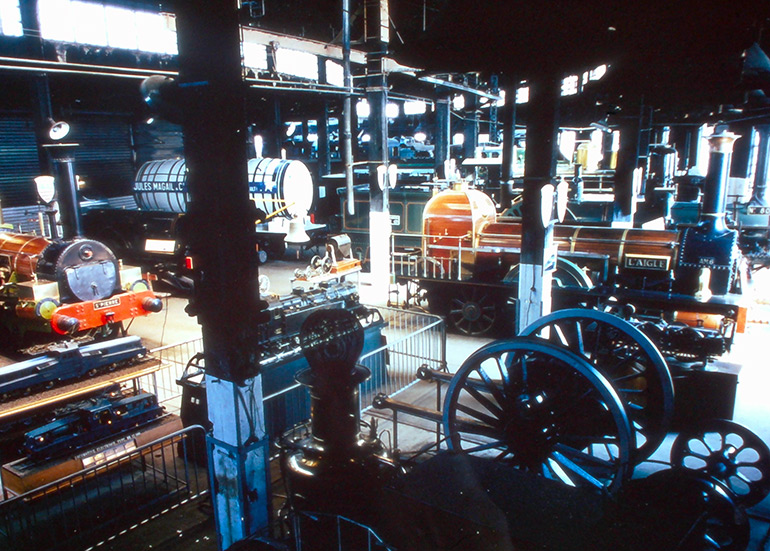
<box><xmin>0</xmin><ymin>425</ymin><xmax>209</xmax><ymax>551</ymax></box>
<box><xmin>0</xmin><ymin>306</ymin><xmax>445</xmax><ymax>550</ymax></box>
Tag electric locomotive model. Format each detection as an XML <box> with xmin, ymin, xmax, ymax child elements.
<box><xmin>0</xmin><ymin>335</ymin><xmax>147</xmax><ymax>400</ymax></box>
<box><xmin>22</xmin><ymin>389</ymin><xmax>164</xmax><ymax>461</ymax></box>
<box><xmin>0</xmin><ymin>229</ymin><xmax>162</xmax><ymax>345</ymax></box>
<box><xmin>396</xmin><ymin>130</ymin><xmax>746</xmax><ymax>337</ymax></box>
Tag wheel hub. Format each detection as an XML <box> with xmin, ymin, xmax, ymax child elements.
<box><xmin>462</xmin><ymin>301</ymin><xmax>481</xmax><ymax>322</ymax></box>
<box><xmin>503</xmin><ymin>392</ymin><xmax>557</xmax><ymax>465</ymax></box>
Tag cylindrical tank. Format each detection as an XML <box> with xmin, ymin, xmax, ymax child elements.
<box><xmin>0</xmin><ymin>232</ymin><xmax>50</xmax><ymax>281</ymax></box>
<box><xmin>422</xmin><ymin>187</ymin><xmax>497</xmax><ymax>274</ymax></box>
<box><xmin>477</xmin><ymin>222</ymin><xmax>680</xmax><ymax>269</ymax></box>
<box><xmin>133</xmin><ymin>157</ymin><xmax>314</xmax><ymax>218</ymax></box>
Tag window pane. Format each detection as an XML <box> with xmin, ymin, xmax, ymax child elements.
<box><xmin>243</xmin><ymin>41</ymin><xmax>267</xmax><ymax>71</ymax></box>
<box><xmin>72</xmin><ymin>1</ymin><xmax>107</xmax><ymax>46</ymax></box>
<box><xmin>38</xmin><ymin>0</ymin><xmax>75</xmax><ymax>43</ymax></box>
<box><xmin>325</xmin><ymin>59</ymin><xmax>343</xmax><ymax>86</ymax></box>
<box><xmin>136</xmin><ymin>11</ymin><xmax>175</xmax><ymax>54</ymax></box>
<box><xmin>0</xmin><ymin>0</ymin><xmax>23</xmax><ymax>36</ymax></box>
<box><xmin>105</xmin><ymin>5</ymin><xmax>137</xmax><ymax>50</ymax></box>
<box><xmin>275</xmin><ymin>48</ymin><xmax>318</xmax><ymax>80</ymax></box>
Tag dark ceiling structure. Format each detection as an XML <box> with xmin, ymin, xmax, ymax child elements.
<box><xmin>249</xmin><ymin>0</ymin><xmax>770</xmax><ymax>122</ymax></box>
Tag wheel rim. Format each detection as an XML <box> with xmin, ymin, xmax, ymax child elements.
<box><xmin>448</xmin><ymin>286</ymin><xmax>499</xmax><ymax>336</ymax></box>
<box><xmin>443</xmin><ymin>338</ymin><xmax>632</xmax><ymax>494</ymax></box>
<box><xmin>671</xmin><ymin>419</ymin><xmax>770</xmax><ymax>507</ymax></box>
<box><xmin>520</xmin><ymin>308</ymin><xmax>674</xmax><ymax>464</ymax></box>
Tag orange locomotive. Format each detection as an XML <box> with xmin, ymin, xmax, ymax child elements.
<box><xmin>0</xmin><ymin>231</ymin><xmax>162</xmax><ymax>343</ymax></box>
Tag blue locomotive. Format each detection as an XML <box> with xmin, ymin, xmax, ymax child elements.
<box><xmin>22</xmin><ymin>389</ymin><xmax>164</xmax><ymax>460</ymax></box>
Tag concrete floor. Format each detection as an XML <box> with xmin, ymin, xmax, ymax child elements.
<box><xmin>107</xmin><ymin>249</ymin><xmax>770</xmax><ymax>549</ymax></box>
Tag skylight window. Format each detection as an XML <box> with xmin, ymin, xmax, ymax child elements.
<box><xmin>0</xmin><ymin>0</ymin><xmax>23</xmax><ymax>36</ymax></box>
<box><xmin>357</xmin><ymin>99</ymin><xmax>370</xmax><ymax>119</ymax></box>
<box><xmin>325</xmin><ymin>59</ymin><xmax>343</xmax><ymax>87</ymax></box>
<box><xmin>72</xmin><ymin>0</ymin><xmax>107</xmax><ymax>46</ymax></box>
<box><xmin>38</xmin><ymin>0</ymin><xmax>176</xmax><ymax>54</ymax></box>
<box><xmin>243</xmin><ymin>41</ymin><xmax>268</xmax><ymax>71</ymax></box>
<box><xmin>589</xmin><ymin>64</ymin><xmax>607</xmax><ymax>81</ymax></box>
<box><xmin>403</xmin><ymin>100</ymin><xmax>426</xmax><ymax>115</ymax></box>
<box><xmin>275</xmin><ymin>48</ymin><xmax>318</xmax><ymax>80</ymax></box>
<box><xmin>105</xmin><ymin>5</ymin><xmax>137</xmax><ymax>50</ymax></box>
<box><xmin>561</xmin><ymin>75</ymin><xmax>579</xmax><ymax>96</ymax></box>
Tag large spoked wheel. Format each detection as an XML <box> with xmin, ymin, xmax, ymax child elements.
<box><xmin>520</xmin><ymin>309</ymin><xmax>674</xmax><ymax>465</ymax></box>
<box><xmin>447</xmin><ymin>285</ymin><xmax>502</xmax><ymax>336</ymax></box>
<box><xmin>443</xmin><ymin>338</ymin><xmax>632</xmax><ymax>495</ymax></box>
<box><xmin>671</xmin><ymin>419</ymin><xmax>770</xmax><ymax>508</ymax></box>
<box><xmin>504</xmin><ymin>257</ymin><xmax>593</xmax><ymax>289</ymax></box>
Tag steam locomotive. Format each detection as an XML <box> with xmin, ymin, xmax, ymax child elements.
<box><xmin>395</xmin><ymin>131</ymin><xmax>748</xmax><ymax>338</ymax></box>
<box><xmin>0</xmin><ymin>229</ymin><xmax>163</xmax><ymax>347</ymax></box>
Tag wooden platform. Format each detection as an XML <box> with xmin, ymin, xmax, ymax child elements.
<box><xmin>0</xmin><ymin>355</ymin><xmax>161</xmax><ymax>423</ymax></box>
<box><xmin>1</xmin><ymin>414</ymin><xmax>182</xmax><ymax>498</ymax></box>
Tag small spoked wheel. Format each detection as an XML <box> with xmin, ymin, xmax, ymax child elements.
<box><xmin>443</xmin><ymin>338</ymin><xmax>632</xmax><ymax>494</ymax></box>
<box><xmin>447</xmin><ymin>286</ymin><xmax>501</xmax><ymax>336</ymax></box>
<box><xmin>520</xmin><ymin>309</ymin><xmax>674</xmax><ymax>464</ymax></box>
<box><xmin>671</xmin><ymin>419</ymin><xmax>770</xmax><ymax>507</ymax></box>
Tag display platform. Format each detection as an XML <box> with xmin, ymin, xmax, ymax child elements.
<box><xmin>1</xmin><ymin>413</ymin><xmax>182</xmax><ymax>498</ymax></box>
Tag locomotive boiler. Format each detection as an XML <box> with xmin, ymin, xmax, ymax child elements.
<box><xmin>400</xmin><ymin>130</ymin><xmax>745</xmax><ymax>336</ymax></box>
<box><xmin>0</xmin><ymin>230</ymin><xmax>162</xmax><ymax>344</ymax></box>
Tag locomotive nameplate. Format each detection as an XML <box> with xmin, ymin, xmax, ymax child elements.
<box><xmin>624</xmin><ymin>254</ymin><xmax>670</xmax><ymax>271</ymax></box>
<box><xmin>94</xmin><ymin>297</ymin><xmax>121</xmax><ymax>310</ymax></box>
<box><xmin>747</xmin><ymin>206</ymin><xmax>770</xmax><ymax>215</ymax></box>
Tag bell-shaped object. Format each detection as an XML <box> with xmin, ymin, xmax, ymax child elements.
<box><xmin>285</xmin><ymin>215</ymin><xmax>310</xmax><ymax>244</ymax></box>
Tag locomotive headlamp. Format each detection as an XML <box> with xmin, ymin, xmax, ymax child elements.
<box><xmin>47</xmin><ymin>119</ymin><xmax>71</xmax><ymax>141</ymax></box>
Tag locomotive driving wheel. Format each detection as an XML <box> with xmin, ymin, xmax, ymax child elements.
<box><xmin>443</xmin><ymin>338</ymin><xmax>632</xmax><ymax>494</ymax></box>
<box><xmin>447</xmin><ymin>285</ymin><xmax>502</xmax><ymax>336</ymax></box>
<box><xmin>520</xmin><ymin>309</ymin><xmax>674</xmax><ymax>465</ymax></box>
<box><xmin>670</xmin><ymin>419</ymin><xmax>770</xmax><ymax>507</ymax></box>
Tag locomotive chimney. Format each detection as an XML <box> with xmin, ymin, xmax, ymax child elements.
<box><xmin>51</xmin><ymin>156</ymin><xmax>83</xmax><ymax>240</ymax></box>
<box><xmin>700</xmin><ymin>128</ymin><xmax>739</xmax><ymax>232</ymax></box>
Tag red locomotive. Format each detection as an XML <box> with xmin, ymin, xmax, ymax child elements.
<box><xmin>0</xmin><ymin>230</ymin><xmax>162</xmax><ymax>346</ymax></box>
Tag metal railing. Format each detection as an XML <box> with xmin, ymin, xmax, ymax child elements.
<box><xmin>0</xmin><ymin>306</ymin><xmax>445</xmax><ymax>551</ymax></box>
<box><xmin>144</xmin><ymin>305</ymin><xmax>446</xmax><ymax>434</ymax></box>
<box><xmin>0</xmin><ymin>425</ymin><xmax>209</xmax><ymax>551</ymax></box>
<box><xmin>291</xmin><ymin>511</ymin><xmax>396</xmax><ymax>551</ymax></box>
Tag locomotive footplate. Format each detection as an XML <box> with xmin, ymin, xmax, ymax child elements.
<box><xmin>561</xmin><ymin>286</ymin><xmax>748</xmax><ymax>337</ymax></box>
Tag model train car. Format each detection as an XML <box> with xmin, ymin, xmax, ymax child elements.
<box><xmin>22</xmin><ymin>389</ymin><xmax>164</xmax><ymax>460</ymax></box>
<box><xmin>0</xmin><ymin>335</ymin><xmax>147</xmax><ymax>400</ymax></box>
<box><xmin>0</xmin><ymin>230</ymin><xmax>162</xmax><ymax>344</ymax></box>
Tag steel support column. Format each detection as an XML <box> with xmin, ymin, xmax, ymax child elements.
<box><xmin>613</xmin><ymin>105</ymin><xmax>645</xmax><ymax>226</ymax></box>
<box><xmin>516</xmin><ymin>75</ymin><xmax>559</xmax><ymax>333</ymax></box>
<box><xmin>366</xmin><ymin>1</ymin><xmax>391</xmax><ymax>293</ymax></box>
<box><xmin>499</xmin><ymin>81</ymin><xmax>518</xmax><ymax>209</ymax></box>
<box><xmin>174</xmin><ymin>1</ymin><xmax>268</xmax><ymax>548</ymax></box>
<box><xmin>434</xmin><ymin>97</ymin><xmax>451</xmax><ymax>178</ymax></box>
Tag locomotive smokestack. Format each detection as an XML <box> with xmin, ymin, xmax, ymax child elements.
<box><xmin>701</xmin><ymin>129</ymin><xmax>739</xmax><ymax>232</ymax></box>
<box><xmin>52</xmin><ymin>157</ymin><xmax>83</xmax><ymax>239</ymax></box>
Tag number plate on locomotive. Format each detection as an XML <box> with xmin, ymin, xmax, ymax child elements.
<box><xmin>94</xmin><ymin>297</ymin><xmax>121</xmax><ymax>310</ymax></box>
<box><xmin>747</xmin><ymin>206</ymin><xmax>770</xmax><ymax>215</ymax></box>
<box><xmin>624</xmin><ymin>254</ymin><xmax>670</xmax><ymax>271</ymax></box>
